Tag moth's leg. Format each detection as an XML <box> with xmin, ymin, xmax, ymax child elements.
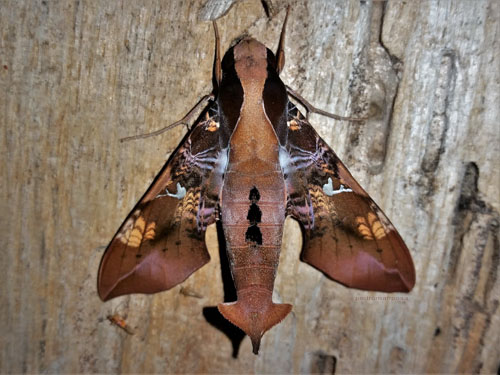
<box><xmin>286</xmin><ymin>85</ymin><xmax>369</xmax><ymax>122</ymax></box>
<box><xmin>120</xmin><ymin>94</ymin><xmax>214</xmax><ymax>142</ymax></box>
<box><xmin>276</xmin><ymin>6</ymin><xmax>290</xmax><ymax>74</ymax></box>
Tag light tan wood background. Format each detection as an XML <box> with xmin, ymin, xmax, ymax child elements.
<box><xmin>1</xmin><ymin>0</ymin><xmax>499</xmax><ymax>373</ymax></box>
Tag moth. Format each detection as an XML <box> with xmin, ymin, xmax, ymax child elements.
<box><xmin>97</xmin><ymin>9</ymin><xmax>415</xmax><ymax>354</ymax></box>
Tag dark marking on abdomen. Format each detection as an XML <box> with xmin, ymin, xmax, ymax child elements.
<box><xmin>245</xmin><ymin>187</ymin><xmax>263</xmax><ymax>245</ymax></box>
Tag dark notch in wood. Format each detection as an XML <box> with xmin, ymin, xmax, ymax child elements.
<box><xmin>245</xmin><ymin>187</ymin><xmax>263</xmax><ymax>245</ymax></box>
<box><xmin>308</xmin><ymin>351</ymin><xmax>337</xmax><ymax>375</ymax></box>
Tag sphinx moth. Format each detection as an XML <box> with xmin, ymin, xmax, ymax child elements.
<box><xmin>97</xmin><ymin>9</ymin><xmax>415</xmax><ymax>354</ymax></box>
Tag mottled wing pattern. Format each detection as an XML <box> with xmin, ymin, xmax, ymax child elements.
<box><xmin>98</xmin><ymin>103</ymin><xmax>226</xmax><ymax>300</ymax></box>
<box><xmin>282</xmin><ymin>104</ymin><xmax>415</xmax><ymax>292</ymax></box>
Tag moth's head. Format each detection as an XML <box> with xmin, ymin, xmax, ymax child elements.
<box><xmin>221</xmin><ymin>37</ymin><xmax>278</xmax><ymax>80</ymax></box>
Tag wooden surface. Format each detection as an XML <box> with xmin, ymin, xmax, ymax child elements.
<box><xmin>1</xmin><ymin>0</ymin><xmax>499</xmax><ymax>373</ymax></box>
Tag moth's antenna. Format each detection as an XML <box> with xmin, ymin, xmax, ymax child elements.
<box><xmin>286</xmin><ymin>86</ymin><xmax>372</xmax><ymax>122</ymax></box>
<box><xmin>275</xmin><ymin>6</ymin><xmax>290</xmax><ymax>74</ymax></box>
<box><xmin>119</xmin><ymin>94</ymin><xmax>214</xmax><ymax>142</ymax></box>
<box><xmin>121</xmin><ymin>22</ymin><xmax>220</xmax><ymax>143</ymax></box>
<box><xmin>213</xmin><ymin>21</ymin><xmax>222</xmax><ymax>91</ymax></box>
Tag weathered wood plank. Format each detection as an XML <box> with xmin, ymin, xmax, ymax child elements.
<box><xmin>1</xmin><ymin>0</ymin><xmax>498</xmax><ymax>373</ymax></box>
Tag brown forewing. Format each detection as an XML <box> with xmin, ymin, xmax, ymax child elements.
<box><xmin>283</xmin><ymin>105</ymin><xmax>415</xmax><ymax>292</ymax></box>
<box><xmin>98</xmin><ymin>104</ymin><xmax>225</xmax><ymax>301</ymax></box>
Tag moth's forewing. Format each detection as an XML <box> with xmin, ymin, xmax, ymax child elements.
<box><xmin>98</xmin><ymin>104</ymin><xmax>225</xmax><ymax>301</ymax></box>
<box><xmin>282</xmin><ymin>105</ymin><xmax>415</xmax><ymax>292</ymax></box>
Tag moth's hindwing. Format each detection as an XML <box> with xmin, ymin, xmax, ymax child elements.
<box><xmin>98</xmin><ymin>103</ymin><xmax>226</xmax><ymax>300</ymax></box>
<box><xmin>282</xmin><ymin>103</ymin><xmax>415</xmax><ymax>292</ymax></box>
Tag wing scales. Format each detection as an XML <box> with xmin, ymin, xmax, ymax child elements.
<box><xmin>98</xmin><ymin>104</ymin><xmax>226</xmax><ymax>300</ymax></box>
<box><xmin>282</xmin><ymin>105</ymin><xmax>415</xmax><ymax>292</ymax></box>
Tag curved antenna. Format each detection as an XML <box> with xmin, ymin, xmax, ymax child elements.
<box><xmin>213</xmin><ymin>21</ymin><xmax>222</xmax><ymax>90</ymax></box>
<box><xmin>275</xmin><ymin>6</ymin><xmax>290</xmax><ymax>74</ymax></box>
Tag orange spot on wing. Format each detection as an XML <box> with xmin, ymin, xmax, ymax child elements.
<box><xmin>355</xmin><ymin>213</ymin><xmax>387</xmax><ymax>240</ymax></box>
<box><xmin>128</xmin><ymin>216</ymin><xmax>146</xmax><ymax>247</ymax></box>
<box><xmin>205</xmin><ymin>119</ymin><xmax>219</xmax><ymax>132</ymax></box>
<box><xmin>144</xmin><ymin>222</ymin><xmax>156</xmax><ymax>241</ymax></box>
<box><xmin>287</xmin><ymin>119</ymin><xmax>301</xmax><ymax>131</ymax></box>
<box><xmin>117</xmin><ymin>213</ymin><xmax>156</xmax><ymax>247</ymax></box>
<box><xmin>174</xmin><ymin>187</ymin><xmax>201</xmax><ymax>223</ymax></box>
<box><xmin>308</xmin><ymin>184</ymin><xmax>329</xmax><ymax>215</ymax></box>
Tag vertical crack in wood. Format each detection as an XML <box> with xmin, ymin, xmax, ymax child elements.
<box><xmin>427</xmin><ymin>161</ymin><xmax>500</xmax><ymax>373</ymax></box>
<box><xmin>417</xmin><ymin>50</ymin><xmax>457</xmax><ymax>204</ymax></box>
<box><xmin>346</xmin><ymin>1</ymin><xmax>401</xmax><ymax>175</ymax></box>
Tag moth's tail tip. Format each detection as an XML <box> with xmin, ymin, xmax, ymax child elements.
<box><xmin>403</xmin><ymin>273</ymin><xmax>416</xmax><ymax>293</ymax></box>
<box><xmin>218</xmin><ymin>301</ymin><xmax>292</xmax><ymax>354</ymax></box>
<box><xmin>400</xmin><ymin>261</ymin><xmax>416</xmax><ymax>293</ymax></box>
<box><xmin>250</xmin><ymin>336</ymin><xmax>261</xmax><ymax>355</ymax></box>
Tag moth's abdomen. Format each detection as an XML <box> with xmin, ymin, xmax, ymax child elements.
<box><xmin>221</xmin><ymin>169</ymin><xmax>285</xmax><ymax>292</ymax></box>
<box><xmin>219</xmin><ymin>168</ymin><xmax>291</xmax><ymax>353</ymax></box>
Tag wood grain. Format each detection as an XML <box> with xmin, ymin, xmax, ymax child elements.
<box><xmin>1</xmin><ymin>0</ymin><xmax>498</xmax><ymax>373</ymax></box>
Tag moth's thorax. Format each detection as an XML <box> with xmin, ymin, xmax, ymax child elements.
<box><xmin>225</xmin><ymin>37</ymin><xmax>279</xmax><ymax>163</ymax></box>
